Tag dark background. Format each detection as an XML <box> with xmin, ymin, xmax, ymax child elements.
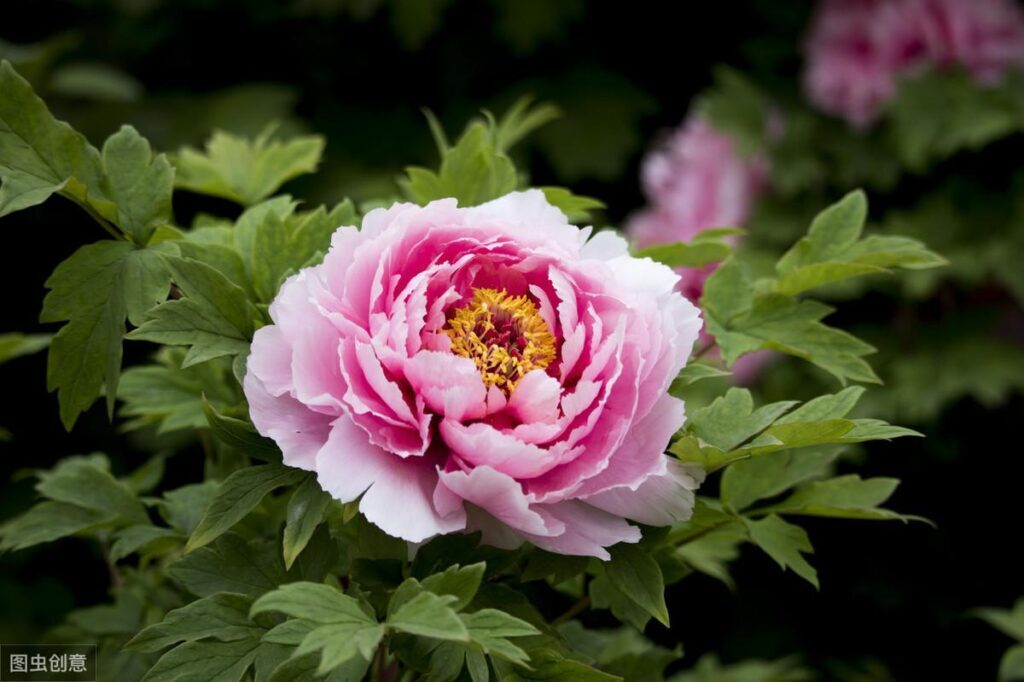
<box><xmin>1</xmin><ymin>1</ymin><xmax>1020</xmax><ymax>679</ymax></box>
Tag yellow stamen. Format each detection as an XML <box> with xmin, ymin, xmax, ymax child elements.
<box><xmin>443</xmin><ymin>288</ymin><xmax>557</xmax><ymax>394</ymax></box>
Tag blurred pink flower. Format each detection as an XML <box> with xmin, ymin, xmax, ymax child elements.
<box><xmin>626</xmin><ymin>115</ymin><xmax>771</xmax><ymax>384</ymax></box>
<box><xmin>804</xmin><ymin>0</ymin><xmax>1024</xmax><ymax>127</ymax></box>
<box><xmin>635</xmin><ymin>117</ymin><xmax>768</xmax><ymax>242</ymax></box>
<box><xmin>917</xmin><ymin>0</ymin><xmax>1024</xmax><ymax>83</ymax></box>
<box><xmin>245</xmin><ymin>191</ymin><xmax>704</xmax><ymax>558</ymax></box>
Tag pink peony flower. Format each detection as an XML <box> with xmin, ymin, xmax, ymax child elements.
<box><xmin>626</xmin><ymin>116</ymin><xmax>771</xmax><ymax>384</ymax></box>
<box><xmin>635</xmin><ymin>117</ymin><xmax>768</xmax><ymax>242</ymax></box>
<box><xmin>804</xmin><ymin>0</ymin><xmax>1024</xmax><ymax>127</ymax></box>
<box><xmin>244</xmin><ymin>190</ymin><xmax>704</xmax><ymax>558</ymax></box>
<box><xmin>915</xmin><ymin>0</ymin><xmax>1024</xmax><ymax>83</ymax></box>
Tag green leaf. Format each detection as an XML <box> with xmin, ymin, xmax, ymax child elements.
<box><xmin>297</xmin><ymin>623</ymin><xmax>385</xmax><ymax>675</ymax></box>
<box><xmin>703</xmin><ymin>265</ymin><xmax>881</xmax><ymax>385</ymax></box>
<box><xmin>421</xmin><ymin>562</ymin><xmax>487</xmax><ymax>611</ymax></box>
<box><xmin>0</xmin><ymin>500</ymin><xmax>115</xmax><ymax>551</ymax></box>
<box><xmin>1000</xmin><ymin>644</ymin><xmax>1024</xmax><ymax>682</ymax></box>
<box><xmin>538</xmin><ymin>186</ymin><xmax>604</xmax><ymax>222</ymax></box>
<box><xmin>744</xmin><ymin>515</ymin><xmax>818</xmax><ymax>588</ymax></box>
<box><xmin>604</xmin><ymin>543</ymin><xmax>670</xmax><ymax>627</ymax></box>
<box><xmin>66</xmin><ymin>589</ymin><xmax>144</xmax><ymax>636</ymax></box>
<box><xmin>174</xmin><ymin>126</ymin><xmax>325</xmax><ymax>206</ymax></box>
<box><xmin>127</xmin><ymin>593</ymin><xmax>258</xmax><ymax>652</ymax></box>
<box><xmin>0</xmin><ymin>60</ymin><xmax>107</xmax><ymax>218</ymax></box>
<box><xmin>668</xmin><ymin>362</ymin><xmax>732</xmax><ymax>394</ymax></box>
<box><xmin>775</xmin><ymin>386</ymin><xmax>864</xmax><ymax>422</ymax></box>
<box><xmin>491</xmin><ymin>96</ymin><xmax>561</xmax><ymax>151</ymax></box>
<box><xmin>634</xmin><ymin>228</ymin><xmax>742</xmax><ymax>269</ymax></box>
<box><xmin>110</xmin><ymin>524</ymin><xmax>182</xmax><ymax>561</ymax></box>
<box><xmin>756</xmin><ymin>475</ymin><xmax>916</xmax><ymax>522</ymax></box>
<box><xmin>253</xmin><ymin>583</ymin><xmax>383</xmax><ymax>674</ymax></box>
<box><xmin>283</xmin><ymin>475</ymin><xmax>332</xmax><ymax>570</ymax></box>
<box><xmin>118</xmin><ymin>352</ymin><xmax>237</xmax><ymax>433</ymax></box>
<box><xmin>233</xmin><ymin>198</ymin><xmax>354</xmax><ymax>303</ymax></box>
<box><xmin>158</xmin><ymin>481</ymin><xmax>220</xmax><ymax>535</ymax></box>
<box><xmin>461</xmin><ymin>608</ymin><xmax>539</xmax><ymax>665</ymax></box>
<box><xmin>975</xmin><ymin>599</ymin><xmax>1024</xmax><ymax>642</ymax></box>
<box><xmin>41</xmin><ymin>241</ymin><xmax>172</xmax><ymax>428</ymax></box>
<box><xmin>675</xmin><ymin>523</ymin><xmax>747</xmax><ymax>588</ymax></box>
<box><xmin>687</xmin><ymin>388</ymin><xmax>798</xmax><ymax>452</ymax></box>
<box><xmin>558</xmin><ymin>622</ymin><xmax>681</xmax><ymax>681</ymax></box>
<box><xmin>721</xmin><ymin>447</ymin><xmax>840</xmax><ymax>513</ymax></box>
<box><xmin>429</xmin><ymin>641</ymin><xmax>471</xmax><ymax>682</ymax></box>
<box><xmin>141</xmin><ymin>637</ymin><xmax>260</xmax><ymax>682</ymax></box>
<box><xmin>588</xmin><ymin>571</ymin><xmax>652</xmax><ymax>632</ymax></box>
<box><xmin>672</xmin><ymin>387</ymin><xmax>918</xmax><ymax>472</ymax></box>
<box><xmin>100</xmin><ymin>124</ymin><xmax>174</xmax><ymax>244</ymax></box>
<box><xmin>888</xmin><ymin>69</ymin><xmax>1024</xmax><ymax>171</ymax></box>
<box><xmin>35</xmin><ymin>455</ymin><xmax>148</xmax><ymax>524</ymax></box>
<box><xmin>774</xmin><ymin>190</ymin><xmax>944</xmax><ymax>296</ymax></box>
<box><xmin>188</xmin><ymin>463</ymin><xmax>306</xmax><ymax>551</ymax></box>
<box><xmin>129</xmin><ymin>255</ymin><xmax>259</xmax><ymax>367</ymax></box>
<box><xmin>672</xmin><ymin>653</ymin><xmax>813</xmax><ymax>682</ymax></box>
<box><xmin>267</xmin><ymin>651</ymin><xmax>370</xmax><ymax>682</ymax></box>
<box><xmin>777</xmin><ymin>191</ymin><xmax>868</xmax><ymax>274</ymax></box>
<box><xmin>401</xmin><ymin>122</ymin><xmax>517</xmax><ymax>207</ymax></box>
<box><xmin>170</xmin><ymin>533</ymin><xmax>286</xmax><ymax>597</ymax></box>
<box><xmin>388</xmin><ymin>591</ymin><xmax>470</xmax><ymax>641</ymax></box>
<box><xmin>263</xmin><ymin>619</ymin><xmax>317</xmax><ymax>646</ymax></box>
<box><xmin>251</xmin><ymin>582</ymin><xmax>373</xmax><ymax>625</ymax></box>
<box><xmin>202</xmin><ymin>398</ymin><xmax>281</xmax><ymax>461</ymax></box>
<box><xmin>506</xmin><ymin>648</ymin><xmax>622</xmax><ymax>682</ymax></box>
<box><xmin>0</xmin><ymin>332</ymin><xmax>51</xmax><ymax>364</ymax></box>
<box><xmin>522</xmin><ymin>550</ymin><xmax>589</xmax><ymax>584</ymax></box>
<box><xmin>697</xmin><ymin>67</ymin><xmax>772</xmax><ymax>155</ymax></box>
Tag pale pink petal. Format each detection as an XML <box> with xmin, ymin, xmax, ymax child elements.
<box><xmin>244</xmin><ymin>373</ymin><xmax>330</xmax><ymax>470</ymax></box>
<box><xmin>247</xmin><ymin>326</ymin><xmax>293</xmax><ymax>397</ymax></box>
<box><xmin>439</xmin><ymin>420</ymin><xmax>581</xmax><ymax>480</ymax></box>
<box><xmin>316</xmin><ymin>416</ymin><xmax>465</xmax><ymax>542</ymax></box>
<box><xmin>404</xmin><ymin>351</ymin><xmax>488</xmax><ymax>421</ymax></box>
<box><xmin>522</xmin><ymin>501</ymin><xmax>641</xmax><ymax>560</ymax></box>
<box><xmin>507</xmin><ymin>370</ymin><xmax>562</xmax><ymax>424</ymax></box>
<box><xmin>583</xmin><ymin>458</ymin><xmax>703</xmax><ymax>526</ymax></box>
<box><xmin>575</xmin><ymin>393</ymin><xmax>687</xmax><ymax>497</ymax></box>
<box><xmin>580</xmin><ymin>230</ymin><xmax>630</xmax><ymax>261</ymax></box>
<box><xmin>437</xmin><ymin>465</ymin><xmax>563</xmax><ymax>537</ymax></box>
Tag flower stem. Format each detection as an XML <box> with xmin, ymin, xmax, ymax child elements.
<box><xmin>551</xmin><ymin>595</ymin><xmax>591</xmax><ymax>625</ymax></box>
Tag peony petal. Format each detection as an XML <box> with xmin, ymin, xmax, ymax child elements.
<box><xmin>316</xmin><ymin>416</ymin><xmax>465</xmax><ymax>542</ymax></box>
<box><xmin>580</xmin><ymin>229</ymin><xmax>630</xmax><ymax>261</ymax></box>
<box><xmin>440</xmin><ymin>420</ymin><xmax>581</xmax><ymax>480</ymax></box>
<box><xmin>575</xmin><ymin>393</ymin><xmax>687</xmax><ymax>497</ymax></box>
<box><xmin>522</xmin><ymin>501</ymin><xmax>641</xmax><ymax>560</ymax></box>
<box><xmin>507</xmin><ymin>370</ymin><xmax>561</xmax><ymax>424</ymax></box>
<box><xmin>404</xmin><ymin>350</ymin><xmax>488</xmax><ymax>421</ymax></box>
<box><xmin>437</xmin><ymin>465</ymin><xmax>563</xmax><ymax>537</ymax></box>
<box><xmin>583</xmin><ymin>457</ymin><xmax>703</xmax><ymax>526</ymax></box>
<box><xmin>247</xmin><ymin>326</ymin><xmax>293</xmax><ymax>397</ymax></box>
<box><xmin>244</xmin><ymin>373</ymin><xmax>331</xmax><ymax>471</ymax></box>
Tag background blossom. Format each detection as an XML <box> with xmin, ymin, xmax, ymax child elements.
<box><xmin>626</xmin><ymin>115</ymin><xmax>770</xmax><ymax>382</ymax></box>
<box><xmin>804</xmin><ymin>0</ymin><xmax>1024</xmax><ymax>126</ymax></box>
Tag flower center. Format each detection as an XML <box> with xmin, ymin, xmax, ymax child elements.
<box><xmin>443</xmin><ymin>288</ymin><xmax>557</xmax><ymax>394</ymax></box>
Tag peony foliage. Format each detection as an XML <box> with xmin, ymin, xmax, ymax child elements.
<box><xmin>0</xmin><ymin>59</ymin><xmax>946</xmax><ymax>681</ymax></box>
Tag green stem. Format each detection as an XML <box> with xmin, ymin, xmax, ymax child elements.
<box><xmin>692</xmin><ymin>341</ymin><xmax>717</xmax><ymax>360</ymax></box>
<box><xmin>551</xmin><ymin>595</ymin><xmax>591</xmax><ymax>626</ymax></box>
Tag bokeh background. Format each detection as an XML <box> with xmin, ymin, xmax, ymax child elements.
<box><xmin>2</xmin><ymin>1</ymin><xmax>1022</xmax><ymax>680</ymax></box>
